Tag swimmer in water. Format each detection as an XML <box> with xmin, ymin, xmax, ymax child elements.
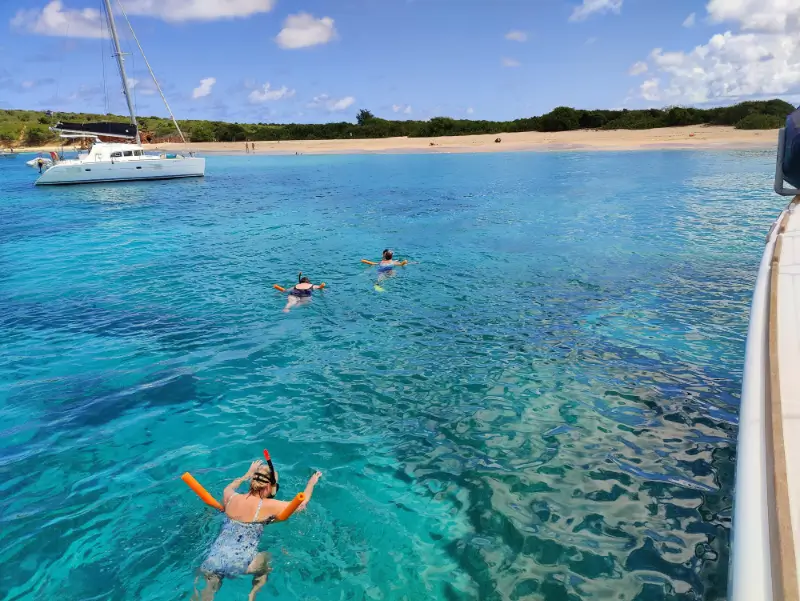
<box><xmin>195</xmin><ymin>458</ymin><xmax>322</xmax><ymax>601</ymax></box>
<box><xmin>280</xmin><ymin>272</ymin><xmax>325</xmax><ymax>313</ymax></box>
<box><xmin>376</xmin><ymin>249</ymin><xmax>407</xmax><ymax>275</ymax></box>
<box><xmin>372</xmin><ymin>249</ymin><xmax>408</xmax><ymax>290</ymax></box>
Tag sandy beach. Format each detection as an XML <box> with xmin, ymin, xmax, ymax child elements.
<box><xmin>23</xmin><ymin>125</ymin><xmax>779</xmax><ymax>156</ymax></box>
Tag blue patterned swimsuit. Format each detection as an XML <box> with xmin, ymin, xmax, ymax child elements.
<box><xmin>201</xmin><ymin>494</ymin><xmax>266</xmax><ymax>578</ymax></box>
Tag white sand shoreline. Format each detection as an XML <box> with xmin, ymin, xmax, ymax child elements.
<box><xmin>21</xmin><ymin>125</ymin><xmax>779</xmax><ymax>156</ymax></box>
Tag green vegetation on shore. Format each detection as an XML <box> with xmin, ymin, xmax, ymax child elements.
<box><xmin>0</xmin><ymin>99</ymin><xmax>794</xmax><ymax>147</ymax></box>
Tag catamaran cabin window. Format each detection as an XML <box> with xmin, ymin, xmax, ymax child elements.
<box><xmin>134</xmin><ymin>150</ymin><xmax>142</xmax><ymax>156</ymax></box>
<box><xmin>123</xmin><ymin>151</ymin><xmax>133</xmax><ymax>157</ymax></box>
<box><xmin>110</xmin><ymin>152</ymin><xmax>122</xmax><ymax>158</ymax></box>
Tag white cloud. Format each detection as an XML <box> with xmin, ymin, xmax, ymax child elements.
<box><xmin>640</xmin><ymin>78</ymin><xmax>661</xmax><ymax>102</ymax></box>
<box><xmin>502</xmin><ymin>57</ymin><xmax>521</xmax><ymax>67</ymax></box>
<box><xmin>21</xmin><ymin>80</ymin><xmax>35</xmax><ymax>89</ymax></box>
<box><xmin>633</xmin><ymin>0</ymin><xmax>800</xmax><ymax>104</ymax></box>
<box><xmin>192</xmin><ymin>77</ymin><xmax>216</xmax><ymax>99</ymax></box>
<box><xmin>466</xmin><ymin>107</ymin><xmax>474</xmax><ymax>115</ymax></box>
<box><xmin>392</xmin><ymin>104</ymin><xmax>412</xmax><ymax>114</ymax></box>
<box><xmin>127</xmin><ymin>77</ymin><xmax>157</xmax><ymax>96</ymax></box>
<box><xmin>505</xmin><ymin>30</ymin><xmax>527</xmax><ymax>42</ymax></box>
<box><xmin>569</xmin><ymin>0</ymin><xmax>623</xmax><ymax>22</ymax></box>
<box><xmin>683</xmin><ymin>12</ymin><xmax>696</xmax><ymax>28</ymax></box>
<box><xmin>249</xmin><ymin>82</ymin><xmax>296</xmax><ymax>103</ymax></box>
<box><xmin>11</xmin><ymin>1</ymin><xmax>106</xmax><ymax>38</ymax></box>
<box><xmin>639</xmin><ymin>34</ymin><xmax>800</xmax><ymax>104</ymax></box>
<box><xmin>275</xmin><ymin>13</ymin><xmax>337</xmax><ymax>49</ymax></box>
<box><xmin>706</xmin><ymin>0</ymin><xmax>800</xmax><ymax>33</ymax></box>
<box><xmin>330</xmin><ymin>96</ymin><xmax>355</xmax><ymax>111</ymax></box>
<box><xmin>122</xmin><ymin>0</ymin><xmax>274</xmax><ymax>22</ymax></box>
<box><xmin>11</xmin><ymin>0</ymin><xmax>274</xmax><ymax>32</ymax></box>
<box><xmin>628</xmin><ymin>61</ymin><xmax>648</xmax><ymax>76</ymax></box>
<box><xmin>585</xmin><ymin>36</ymin><xmax>598</xmax><ymax>45</ymax></box>
<box><xmin>308</xmin><ymin>93</ymin><xmax>355</xmax><ymax>112</ymax></box>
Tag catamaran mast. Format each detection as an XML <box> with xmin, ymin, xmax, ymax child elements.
<box><xmin>104</xmin><ymin>0</ymin><xmax>140</xmax><ymax>144</ymax></box>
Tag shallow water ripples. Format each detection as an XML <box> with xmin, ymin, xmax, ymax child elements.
<box><xmin>0</xmin><ymin>150</ymin><xmax>786</xmax><ymax>600</ymax></box>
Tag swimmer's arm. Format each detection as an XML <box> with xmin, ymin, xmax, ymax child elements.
<box><xmin>223</xmin><ymin>460</ymin><xmax>262</xmax><ymax>503</ymax></box>
<box><xmin>395</xmin><ymin>260</ymin><xmax>408</xmax><ymax>266</ymax></box>
<box><xmin>312</xmin><ymin>283</ymin><xmax>326</xmax><ymax>290</ymax></box>
<box><xmin>299</xmin><ymin>471</ymin><xmax>322</xmax><ymax>510</ymax></box>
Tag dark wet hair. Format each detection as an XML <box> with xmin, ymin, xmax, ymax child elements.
<box><xmin>382</xmin><ymin>249</ymin><xmax>393</xmax><ymax>260</ymax></box>
<box><xmin>298</xmin><ymin>272</ymin><xmax>310</xmax><ymax>284</ymax></box>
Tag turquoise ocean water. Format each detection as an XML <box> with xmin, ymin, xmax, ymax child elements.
<box><xmin>0</xmin><ymin>150</ymin><xmax>784</xmax><ymax>600</ymax></box>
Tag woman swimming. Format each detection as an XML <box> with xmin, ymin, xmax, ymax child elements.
<box><xmin>279</xmin><ymin>272</ymin><xmax>326</xmax><ymax>312</ymax></box>
<box><xmin>362</xmin><ymin>250</ymin><xmax>408</xmax><ymax>291</ymax></box>
<box><xmin>195</xmin><ymin>459</ymin><xmax>322</xmax><ymax>601</ymax></box>
<box><xmin>376</xmin><ymin>249</ymin><xmax>407</xmax><ymax>275</ymax></box>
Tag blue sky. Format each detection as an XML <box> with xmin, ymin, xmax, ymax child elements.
<box><xmin>1</xmin><ymin>0</ymin><xmax>798</xmax><ymax>123</ymax></box>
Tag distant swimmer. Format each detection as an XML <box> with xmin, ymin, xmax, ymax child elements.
<box><xmin>193</xmin><ymin>457</ymin><xmax>322</xmax><ymax>601</ymax></box>
<box><xmin>274</xmin><ymin>272</ymin><xmax>326</xmax><ymax>312</ymax></box>
<box><xmin>361</xmin><ymin>249</ymin><xmax>408</xmax><ymax>291</ymax></box>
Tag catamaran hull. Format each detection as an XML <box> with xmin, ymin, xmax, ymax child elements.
<box><xmin>35</xmin><ymin>157</ymin><xmax>205</xmax><ymax>185</ymax></box>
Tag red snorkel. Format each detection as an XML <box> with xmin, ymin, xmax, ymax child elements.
<box><xmin>262</xmin><ymin>449</ymin><xmax>280</xmax><ymax>497</ymax></box>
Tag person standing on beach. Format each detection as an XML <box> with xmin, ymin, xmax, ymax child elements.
<box><xmin>252</xmin><ymin>142</ymin><xmax>256</xmax><ymax>152</ymax></box>
<box><xmin>245</xmin><ymin>142</ymin><xmax>250</xmax><ymax>154</ymax></box>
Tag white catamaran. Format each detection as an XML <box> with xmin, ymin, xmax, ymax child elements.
<box><xmin>34</xmin><ymin>0</ymin><xmax>204</xmax><ymax>185</ymax></box>
<box><xmin>729</xmin><ymin>105</ymin><xmax>800</xmax><ymax>601</ymax></box>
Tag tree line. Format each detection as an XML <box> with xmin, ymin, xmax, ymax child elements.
<box><xmin>0</xmin><ymin>99</ymin><xmax>795</xmax><ymax>147</ymax></box>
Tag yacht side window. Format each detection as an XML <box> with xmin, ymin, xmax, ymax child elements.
<box><xmin>123</xmin><ymin>151</ymin><xmax>133</xmax><ymax>157</ymax></box>
<box><xmin>110</xmin><ymin>152</ymin><xmax>122</xmax><ymax>158</ymax></box>
<box><xmin>134</xmin><ymin>150</ymin><xmax>142</xmax><ymax>156</ymax></box>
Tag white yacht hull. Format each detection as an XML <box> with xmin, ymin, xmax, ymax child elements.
<box><xmin>728</xmin><ymin>210</ymin><xmax>784</xmax><ymax>601</ymax></box>
<box><xmin>35</xmin><ymin>156</ymin><xmax>205</xmax><ymax>185</ymax></box>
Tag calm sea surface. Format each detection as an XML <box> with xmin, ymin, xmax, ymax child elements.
<box><xmin>0</xmin><ymin>150</ymin><xmax>785</xmax><ymax>600</ymax></box>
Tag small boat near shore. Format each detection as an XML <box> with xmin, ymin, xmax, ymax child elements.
<box><xmin>729</xmin><ymin>105</ymin><xmax>800</xmax><ymax>601</ymax></box>
<box><xmin>26</xmin><ymin>155</ymin><xmax>53</xmax><ymax>169</ymax></box>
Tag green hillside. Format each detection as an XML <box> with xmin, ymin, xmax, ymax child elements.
<box><xmin>0</xmin><ymin>99</ymin><xmax>794</xmax><ymax>147</ymax></box>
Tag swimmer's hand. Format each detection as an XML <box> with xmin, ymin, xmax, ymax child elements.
<box><xmin>244</xmin><ymin>460</ymin><xmax>263</xmax><ymax>478</ymax></box>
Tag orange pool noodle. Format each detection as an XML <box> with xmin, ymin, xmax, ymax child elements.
<box><xmin>273</xmin><ymin>284</ymin><xmax>286</xmax><ymax>292</ymax></box>
<box><xmin>182</xmin><ymin>472</ymin><xmax>224</xmax><ymax>511</ymax></box>
<box><xmin>361</xmin><ymin>259</ymin><xmax>377</xmax><ymax>265</ymax></box>
<box><xmin>318</xmin><ymin>283</ymin><xmax>326</xmax><ymax>289</ymax></box>
<box><xmin>276</xmin><ymin>493</ymin><xmax>305</xmax><ymax>521</ymax></box>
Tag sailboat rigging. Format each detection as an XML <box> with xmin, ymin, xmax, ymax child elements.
<box><xmin>33</xmin><ymin>0</ymin><xmax>204</xmax><ymax>185</ymax></box>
